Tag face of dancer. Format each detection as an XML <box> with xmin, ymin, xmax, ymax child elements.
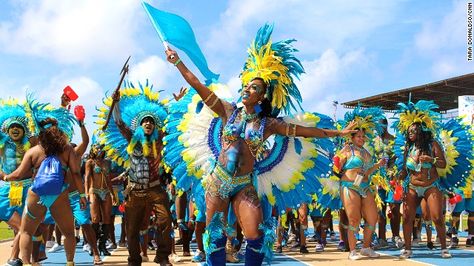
<box><xmin>141</xmin><ymin>116</ymin><xmax>156</xmax><ymax>136</ymax></box>
<box><xmin>8</xmin><ymin>123</ymin><xmax>25</xmax><ymax>142</ymax></box>
<box><xmin>408</xmin><ymin>124</ymin><xmax>419</xmax><ymax>142</ymax></box>
<box><xmin>61</xmin><ymin>93</ymin><xmax>71</xmax><ymax>107</ymax></box>
<box><xmin>241</xmin><ymin>79</ymin><xmax>266</xmax><ymax>107</ymax></box>
<box><xmin>351</xmin><ymin>130</ymin><xmax>365</xmax><ymax>148</ymax></box>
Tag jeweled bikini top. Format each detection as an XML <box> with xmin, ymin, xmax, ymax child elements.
<box><xmin>222</xmin><ymin>107</ymin><xmax>266</xmax><ymax>159</ymax></box>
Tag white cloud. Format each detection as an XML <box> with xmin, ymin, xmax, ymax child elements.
<box><xmin>0</xmin><ymin>0</ymin><xmax>144</xmax><ymax>65</ymax></box>
<box><xmin>297</xmin><ymin>49</ymin><xmax>368</xmax><ymax>107</ymax></box>
<box><xmin>128</xmin><ymin>56</ymin><xmax>176</xmax><ymax>89</ymax></box>
<box><xmin>414</xmin><ymin>0</ymin><xmax>471</xmax><ymax>78</ymax></box>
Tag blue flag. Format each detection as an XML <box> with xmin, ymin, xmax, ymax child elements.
<box><xmin>142</xmin><ymin>2</ymin><xmax>219</xmax><ymax>82</ymax></box>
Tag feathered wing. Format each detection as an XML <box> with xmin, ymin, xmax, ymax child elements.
<box><xmin>437</xmin><ymin>118</ymin><xmax>474</xmax><ymax>191</ymax></box>
<box><xmin>162</xmin><ymin>84</ymin><xmax>232</xmax><ymax>193</ymax></box>
<box><xmin>255</xmin><ymin>112</ymin><xmax>334</xmax><ymax>212</ymax></box>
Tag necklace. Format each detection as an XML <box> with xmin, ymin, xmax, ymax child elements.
<box><xmin>240</xmin><ymin>109</ymin><xmax>258</xmax><ymax>121</ymax></box>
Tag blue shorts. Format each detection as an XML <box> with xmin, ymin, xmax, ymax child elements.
<box><xmin>43</xmin><ymin>191</ymin><xmax>91</xmax><ymax>226</ymax></box>
<box><xmin>0</xmin><ymin>179</ymin><xmax>32</xmax><ymax>221</ymax></box>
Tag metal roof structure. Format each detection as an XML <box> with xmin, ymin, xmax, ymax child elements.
<box><xmin>342</xmin><ymin>73</ymin><xmax>474</xmax><ymax>112</ymax></box>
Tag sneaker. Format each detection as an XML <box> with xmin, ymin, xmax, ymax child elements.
<box><xmin>191</xmin><ymin>250</ymin><xmax>206</xmax><ymax>262</ymax></box>
<box><xmin>45</xmin><ymin>240</ymin><xmax>55</xmax><ymax>249</ymax></box>
<box><xmin>106</xmin><ymin>242</ymin><xmax>117</xmax><ymax>250</ymax></box>
<box><xmin>141</xmin><ymin>255</ymin><xmax>149</xmax><ymax>262</ymax></box>
<box><xmin>83</xmin><ymin>243</ymin><xmax>91</xmax><ymax>253</ymax></box>
<box><xmin>275</xmin><ymin>246</ymin><xmax>283</xmax><ymax>253</ymax></box>
<box><xmin>337</xmin><ymin>241</ymin><xmax>345</xmax><ymax>251</ymax></box>
<box><xmin>118</xmin><ymin>241</ymin><xmax>127</xmax><ymax>248</ymax></box>
<box><xmin>315</xmin><ymin>243</ymin><xmax>325</xmax><ymax>252</ymax></box>
<box><xmin>290</xmin><ymin>242</ymin><xmax>300</xmax><ymax>251</ymax></box>
<box><xmin>307</xmin><ymin>235</ymin><xmax>318</xmax><ymax>242</ymax></box>
<box><xmin>393</xmin><ymin>236</ymin><xmax>404</xmax><ymax>249</ymax></box>
<box><xmin>330</xmin><ymin>231</ymin><xmax>336</xmax><ymax>241</ymax></box>
<box><xmin>169</xmin><ymin>253</ymin><xmax>181</xmax><ymax>263</ymax></box>
<box><xmin>6</xmin><ymin>258</ymin><xmax>23</xmax><ymax>266</ymax></box>
<box><xmin>441</xmin><ymin>249</ymin><xmax>452</xmax><ymax>258</ymax></box>
<box><xmin>299</xmin><ymin>246</ymin><xmax>309</xmax><ymax>254</ymax></box>
<box><xmin>412</xmin><ymin>238</ymin><xmax>420</xmax><ymax>247</ymax></box>
<box><xmin>449</xmin><ymin>237</ymin><xmax>459</xmax><ymax>249</ymax></box>
<box><xmin>147</xmin><ymin>241</ymin><xmax>155</xmax><ymax>251</ymax></box>
<box><xmin>348</xmin><ymin>250</ymin><xmax>361</xmax><ymax>260</ymax></box>
<box><xmin>360</xmin><ymin>247</ymin><xmax>380</xmax><ymax>258</ymax></box>
<box><xmin>399</xmin><ymin>249</ymin><xmax>412</xmax><ymax>259</ymax></box>
<box><xmin>48</xmin><ymin>243</ymin><xmax>63</xmax><ymax>253</ymax></box>
<box><xmin>151</xmin><ymin>240</ymin><xmax>158</xmax><ymax>249</ymax></box>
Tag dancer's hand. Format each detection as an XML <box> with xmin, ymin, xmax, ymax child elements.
<box><xmin>112</xmin><ymin>90</ymin><xmax>120</xmax><ymax>102</ymax></box>
<box><xmin>79</xmin><ymin>197</ymin><xmax>87</xmax><ymax>210</ymax></box>
<box><xmin>165</xmin><ymin>48</ymin><xmax>180</xmax><ymax>65</ymax></box>
<box><xmin>173</xmin><ymin>87</ymin><xmax>188</xmax><ymax>101</ymax></box>
<box><xmin>419</xmin><ymin>154</ymin><xmax>433</xmax><ymax>163</ymax></box>
<box><xmin>339</xmin><ymin>120</ymin><xmax>358</xmax><ymax>136</ymax></box>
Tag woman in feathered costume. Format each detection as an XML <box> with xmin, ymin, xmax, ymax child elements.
<box><xmin>392</xmin><ymin>100</ymin><xmax>451</xmax><ymax>259</ymax></box>
<box><xmin>332</xmin><ymin>106</ymin><xmax>386</xmax><ymax>260</ymax></box>
<box><xmin>165</xmin><ymin>24</ymin><xmax>356</xmax><ymax>265</ymax></box>
<box><xmin>2</xmin><ymin>96</ymin><xmax>83</xmax><ymax>266</ymax></box>
<box><xmin>0</xmin><ymin>98</ymin><xmax>35</xmax><ymax>265</ymax></box>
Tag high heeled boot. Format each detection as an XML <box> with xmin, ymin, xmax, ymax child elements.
<box><xmin>98</xmin><ymin>224</ymin><xmax>111</xmax><ymax>256</ymax></box>
<box><xmin>245</xmin><ymin>236</ymin><xmax>265</xmax><ymax>266</ymax></box>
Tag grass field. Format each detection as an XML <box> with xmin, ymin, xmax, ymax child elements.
<box><xmin>0</xmin><ymin>222</ymin><xmax>14</xmax><ymax>241</ymax></box>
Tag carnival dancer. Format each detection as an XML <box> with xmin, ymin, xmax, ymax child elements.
<box><xmin>3</xmin><ymin>102</ymin><xmax>84</xmax><ymax>266</ymax></box>
<box><xmin>0</xmin><ymin>98</ymin><xmax>36</xmax><ymax>266</ymax></box>
<box><xmin>96</xmin><ymin>81</ymin><xmax>172</xmax><ymax>266</ymax></box>
<box><xmin>332</xmin><ymin>106</ymin><xmax>386</xmax><ymax>260</ymax></box>
<box><xmin>165</xmin><ymin>24</ymin><xmax>355</xmax><ymax>265</ymax></box>
<box><xmin>85</xmin><ymin>142</ymin><xmax>115</xmax><ymax>257</ymax></box>
<box><xmin>392</xmin><ymin>100</ymin><xmax>456</xmax><ymax>259</ymax></box>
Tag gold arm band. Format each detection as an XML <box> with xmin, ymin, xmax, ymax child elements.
<box><xmin>203</xmin><ymin>92</ymin><xmax>215</xmax><ymax>104</ymax></box>
<box><xmin>208</xmin><ymin>96</ymin><xmax>220</xmax><ymax>109</ymax></box>
<box><xmin>291</xmin><ymin>124</ymin><xmax>297</xmax><ymax>137</ymax></box>
<box><xmin>286</xmin><ymin>124</ymin><xmax>290</xmax><ymax>137</ymax></box>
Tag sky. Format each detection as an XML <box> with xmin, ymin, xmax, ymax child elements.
<box><xmin>0</xmin><ymin>0</ymin><xmax>472</xmax><ymax>143</ymax></box>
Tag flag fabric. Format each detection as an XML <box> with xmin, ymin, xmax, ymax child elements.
<box><xmin>142</xmin><ymin>2</ymin><xmax>219</xmax><ymax>82</ymax></box>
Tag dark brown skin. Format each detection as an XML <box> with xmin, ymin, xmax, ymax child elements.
<box><xmin>398</xmin><ymin>123</ymin><xmax>448</xmax><ymax>252</ymax></box>
<box><xmin>165</xmin><ymin>48</ymin><xmax>357</xmax><ymax>240</ymax></box>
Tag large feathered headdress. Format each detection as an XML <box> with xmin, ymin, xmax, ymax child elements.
<box><xmin>96</xmin><ymin>80</ymin><xmax>168</xmax><ymax>167</ymax></box>
<box><xmin>240</xmin><ymin>24</ymin><xmax>304</xmax><ymax>117</ymax></box>
<box><xmin>25</xmin><ymin>94</ymin><xmax>77</xmax><ymax>141</ymax></box>
<box><xmin>392</xmin><ymin>100</ymin><xmax>441</xmax><ymax>134</ymax></box>
<box><xmin>340</xmin><ymin>105</ymin><xmax>385</xmax><ymax>139</ymax></box>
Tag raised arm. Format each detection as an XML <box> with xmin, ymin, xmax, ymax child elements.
<box><xmin>165</xmin><ymin>49</ymin><xmax>226</xmax><ymax>118</ymax></box>
<box><xmin>111</xmin><ymin>91</ymin><xmax>132</xmax><ymax>141</ymax></box>
<box><xmin>74</xmin><ymin>123</ymin><xmax>90</xmax><ymax>157</ymax></box>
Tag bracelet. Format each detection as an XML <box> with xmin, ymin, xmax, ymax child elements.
<box><xmin>203</xmin><ymin>92</ymin><xmax>214</xmax><ymax>104</ymax></box>
<box><xmin>291</xmin><ymin>124</ymin><xmax>297</xmax><ymax>137</ymax></box>
<box><xmin>432</xmin><ymin>157</ymin><xmax>437</xmax><ymax>165</ymax></box>
<box><xmin>285</xmin><ymin>124</ymin><xmax>290</xmax><ymax>137</ymax></box>
<box><xmin>79</xmin><ymin>121</ymin><xmax>85</xmax><ymax>127</ymax></box>
<box><xmin>208</xmin><ymin>96</ymin><xmax>220</xmax><ymax>109</ymax></box>
<box><xmin>174</xmin><ymin>58</ymin><xmax>182</xmax><ymax>66</ymax></box>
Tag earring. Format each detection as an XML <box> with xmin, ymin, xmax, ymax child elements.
<box><xmin>254</xmin><ymin>101</ymin><xmax>262</xmax><ymax>114</ymax></box>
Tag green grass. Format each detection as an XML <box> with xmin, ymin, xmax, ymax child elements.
<box><xmin>0</xmin><ymin>221</ymin><xmax>14</xmax><ymax>241</ymax></box>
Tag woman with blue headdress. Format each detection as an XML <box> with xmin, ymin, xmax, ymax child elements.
<box><xmin>0</xmin><ymin>98</ymin><xmax>36</xmax><ymax>266</ymax></box>
<box><xmin>392</xmin><ymin>100</ymin><xmax>451</xmax><ymax>259</ymax></box>
<box><xmin>2</xmin><ymin>96</ymin><xmax>84</xmax><ymax>266</ymax></box>
<box><xmin>165</xmin><ymin>24</ymin><xmax>356</xmax><ymax>265</ymax></box>
<box><xmin>332</xmin><ymin>106</ymin><xmax>386</xmax><ymax>260</ymax></box>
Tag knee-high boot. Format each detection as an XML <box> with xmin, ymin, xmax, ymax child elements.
<box><xmin>99</xmin><ymin>224</ymin><xmax>111</xmax><ymax>256</ymax></box>
<box><xmin>206</xmin><ymin>236</ymin><xmax>226</xmax><ymax>266</ymax></box>
<box><xmin>245</xmin><ymin>236</ymin><xmax>265</xmax><ymax>266</ymax></box>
